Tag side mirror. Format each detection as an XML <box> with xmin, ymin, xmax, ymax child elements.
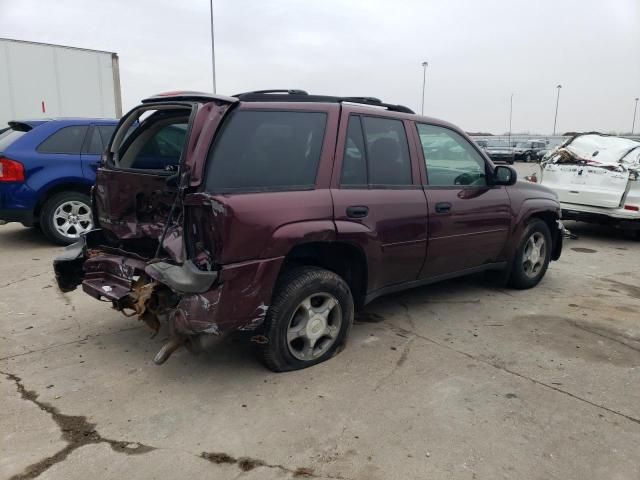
<box><xmin>493</xmin><ymin>165</ymin><xmax>517</xmax><ymax>186</ymax></box>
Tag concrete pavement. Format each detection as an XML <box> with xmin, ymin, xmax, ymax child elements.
<box><xmin>1</xmin><ymin>182</ymin><xmax>639</xmax><ymax>479</ymax></box>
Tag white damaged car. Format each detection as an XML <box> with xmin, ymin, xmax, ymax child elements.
<box><xmin>537</xmin><ymin>133</ymin><xmax>640</xmax><ymax>237</ymax></box>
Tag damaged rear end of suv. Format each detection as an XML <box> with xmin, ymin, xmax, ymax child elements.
<box><xmin>54</xmin><ymin>90</ymin><xmax>347</xmax><ymax>371</ymax></box>
<box><xmin>54</xmin><ymin>92</ymin><xmax>246</xmax><ymax>364</ymax></box>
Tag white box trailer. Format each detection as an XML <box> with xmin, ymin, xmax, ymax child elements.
<box><xmin>0</xmin><ymin>38</ymin><xmax>122</xmax><ymax>126</ymax></box>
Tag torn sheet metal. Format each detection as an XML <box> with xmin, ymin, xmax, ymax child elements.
<box><xmin>173</xmin><ymin>289</ymin><xmax>223</xmax><ymax>335</ymax></box>
<box><xmin>546</xmin><ymin>134</ymin><xmax>640</xmax><ymax>169</ymax></box>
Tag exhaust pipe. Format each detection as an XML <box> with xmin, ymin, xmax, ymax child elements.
<box><xmin>153</xmin><ymin>336</ymin><xmax>185</xmax><ymax>365</ymax></box>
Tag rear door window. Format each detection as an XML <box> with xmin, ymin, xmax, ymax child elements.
<box><xmin>84</xmin><ymin>127</ymin><xmax>104</xmax><ymax>155</ymax></box>
<box><xmin>340</xmin><ymin>115</ymin><xmax>412</xmax><ymax>186</ymax></box>
<box><xmin>98</xmin><ymin>125</ymin><xmax>117</xmax><ymax>146</ymax></box>
<box><xmin>83</xmin><ymin>126</ymin><xmax>117</xmax><ymax>155</ymax></box>
<box><xmin>361</xmin><ymin>116</ymin><xmax>412</xmax><ymax>185</ymax></box>
<box><xmin>340</xmin><ymin>116</ymin><xmax>368</xmax><ymax>186</ymax></box>
<box><xmin>205</xmin><ymin>110</ymin><xmax>327</xmax><ymax>192</ymax></box>
<box><xmin>37</xmin><ymin>126</ymin><xmax>89</xmax><ymax>154</ymax></box>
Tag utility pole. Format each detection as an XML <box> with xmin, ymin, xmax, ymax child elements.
<box><xmin>421</xmin><ymin>61</ymin><xmax>428</xmax><ymax>115</ymax></box>
<box><xmin>508</xmin><ymin>93</ymin><xmax>513</xmax><ymax>147</ymax></box>
<box><xmin>209</xmin><ymin>0</ymin><xmax>217</xmax><ymax>94</ymax></box>
<box><xmin>552</xmin><ymin>84</ymin><xmax>562</xmax><ymax>135</ymax></box>
<box><xmin>632</xmin><ymin>97</ymin><xmax>639</xmax><ymax>135</ymax></box>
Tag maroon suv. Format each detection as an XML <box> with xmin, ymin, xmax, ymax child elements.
<box><xmin>54</xmin><ymin>89</ymin><xmax>563</xmax><ymax>371</ymax></box>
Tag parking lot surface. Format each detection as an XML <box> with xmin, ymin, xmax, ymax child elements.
<box><xmin>2</xmin><ymin>165</ymin><xmax>639</xmax><ymax>480</ymax></box>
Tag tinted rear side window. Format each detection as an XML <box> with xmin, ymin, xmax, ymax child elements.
<box><xmin>98</xmin><ymin>125</ymin><xmax>117</xmax><ymax>145</ymax></box>
<box><xmin>84</xmin><ymin>126</ymin><xmax>117</xmax><ymax>155</ymax></box>
<box><xmin>37</xmin><ymin>126</ymin><xmax>88</xmax><ymax>154</ymax></box>
<box><xmin>361</xmin><ymin>116</ymin><xmax>412</xmax><ymax>185</ymax></box>
<box><xmin>85</xmin><ymin>127</ymin><xmax>103</xmax><ymax>155</ymax></box>
<box><xmin>205</xmin><ymin>110</ymin><xmax>327</xmax><ymax>192</ymax></box>
<box><xmin>0</xmin><ymin>129</ymin><xmax>27</xmax><ymax>151</ymax></box>
<box><xmin>341</xmin><ymin>116</ymin><xmax>368</xmax><ymax>186</ymax></box>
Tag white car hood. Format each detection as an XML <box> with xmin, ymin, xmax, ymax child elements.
<box><xmin>553</xmin><ymin>134</ymin><xmax>640</xmax><ymax>168</ymax></box>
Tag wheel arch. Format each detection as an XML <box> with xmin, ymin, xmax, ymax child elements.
<box><xmin>528</xmin><ymin>210</ymin><xmax>562</xmax><ymax>261</ymax></box>
<box><xmin>34</xmin><ymin>181</ymin><xmax>92</xmax><ymax>221</ymax></box>
<box><xmin>277</xmin><ymin>241</ymin><xmax>368</xmax><ymax>309</ymax></box>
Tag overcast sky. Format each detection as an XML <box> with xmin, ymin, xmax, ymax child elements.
<box><xmin>1</xmin><ymin>0</ymin><xmax>639</xmax><ymax>134</ymax></box>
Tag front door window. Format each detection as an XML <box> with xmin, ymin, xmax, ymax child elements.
<box><xmin>416</xmin><ymin>124</ymin><xmax>487</xmax><ymax>187</ymax></box>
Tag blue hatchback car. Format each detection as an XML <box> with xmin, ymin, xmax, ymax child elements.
<box><xmin>0</xmin><ymin>118</ymin><xmax>118</xmax><ymax>244</ymax></box>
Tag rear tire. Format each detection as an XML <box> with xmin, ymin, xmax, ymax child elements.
<box><xmin>260</xmin><ymin>266</ymin><xmax>354</xmax><ymax>372</ymax></box>
<box><xmin>40</xmin><ymin>191</ymin><xmax>93</xmax><ymax>245</ymax></box>
<box><xmin>508</xmin><ymin>219</ymin><xmax>552</xmax><ymax>289</ymax></box>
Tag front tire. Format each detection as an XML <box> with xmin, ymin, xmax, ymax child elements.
<box><xmin>40</xmin><ymin>191</ymin><xmax>93</xmax><ymax>245</ymax></box>
<box><xmin>508</xmin><ymin>219</ymin><xmax>552</xmax><ymax>289</ymax></box>
<box><xmin>260</xmin><ymin>267</ymin><xmax>354</xmax><ymax>372</ymax></box>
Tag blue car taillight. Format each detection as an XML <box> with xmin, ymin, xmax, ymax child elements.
<box><xmin>0</xmin><ymin>157</ymin><xmax>25</xmax><ymax>182</ymax></box>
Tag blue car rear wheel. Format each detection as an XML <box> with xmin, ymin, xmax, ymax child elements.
<box><xmin>40</xmin><ymin>191</ymin><xmax>93</xmax><ymax>245</ymax></box>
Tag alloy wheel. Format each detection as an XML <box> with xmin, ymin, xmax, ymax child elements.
<box><xmin>53</xmin><ymin>200</ymin><xmax>93</xmax><ymax>239</ymax></box>
<box><xmin>286</xmin><ymin>293</ymin><xmax>343</xmax><ymax>361</ymax></box>
<box><xmin>522</xmin><ymin>232</ymin><xmax>546</xmax><ymax>278</ymax></box>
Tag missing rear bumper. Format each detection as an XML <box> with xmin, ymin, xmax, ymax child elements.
<box><xmin>53</xmin><ymin>233</ymin><xmax>283</xmax><ymax>364</ymax></box>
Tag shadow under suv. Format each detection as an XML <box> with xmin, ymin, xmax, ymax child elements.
<box><xmin>54</xmin><ymin>90</ymin><xmax>563</xmax><ymax>371</ymax></box>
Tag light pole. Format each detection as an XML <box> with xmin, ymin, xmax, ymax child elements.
<box><xmin>552</xmin><ymin>84</ymin><xmax>562</xmax><ymax>135</ymax></box>
<box><xmin>632</xmin><ymin>97</ymin><xmax>639</xmax><ymax>135</ymax></box>
<box><xmin>421</xmin><ymin>61</ymin><xmax>428</xmax><ymax>115</ymax></box>
<box><xmin>508</xmin><ymin>93</ymin><xmax>513</xmax><ymax>146</ymax></box>
<box><xmin>209</xmin><ymin>0</ymin><xmax>217</xmax><ymax>94</ymax></box>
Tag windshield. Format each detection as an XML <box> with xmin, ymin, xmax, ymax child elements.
<box><xmin>487</xmin><ymin>141</ymin><xmax>510</xmax><ymax>148</ymax></box>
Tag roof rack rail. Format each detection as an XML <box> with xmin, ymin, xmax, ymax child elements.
<box><xmin>339</xmin><ymin>96</ymin><xmax>414</xmax><ymax>114</ymax></box>
<box><xmin>234</xmin><ymin>89</ymin><xmax>309</xmax><ymax>99</ymax></box>
<box><xmin>232</xmin><ymin>89</ymin><xmax>415</xmax><ymax>114</ymax></box>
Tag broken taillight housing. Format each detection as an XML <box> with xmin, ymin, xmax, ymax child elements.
<box><xmin>0</xmin><ymin>157</ymin><xmax>25</xmax><ymax>182</ymax></box>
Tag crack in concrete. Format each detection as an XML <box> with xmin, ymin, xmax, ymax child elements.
<box><xmin>2</xmin><ymin>370</ymin><xmax>349</xmax><ymax>479</ymax></box>
<box><xmin>201</xmin><ymin>451</ymin><xmax>349</xmax><ymax>479</ymax></box>
<box><xmin>0</xmin><ymin>325</ymin><xmax>144</xmax><ymax>362</ymax></box>
<box><xmin>1</xmin><ymin>369</ymin><xmax>155</xmax><ymax>480</ymax></box>
<box><xmin>565</xmin><ymin>319</ymin><xmax>640</xmax><ymax>354</ymax></box>
<box><xmin>385</xmin><ymin>324</ymin><xmax>640</xmax><ymax>426</ymax></box>
<box><xmin>0</xmin><ymin>271</ymin><xmax>51</xmax><ymax>289</ymax></box>
<box><xmin>373</xmin><ymin>336</ymin><xmax>414</xmax><ymax>392</ymax></box>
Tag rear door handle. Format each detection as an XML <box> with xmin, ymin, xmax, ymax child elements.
<box><xmin>346</xmin><ymin>206</ymin><xmax>369</xmax><ymax>218</ymax></box>
<box><xmin>435</xmin><ymin>202</ymin><xmax>452</xmax><ymax>214</ymax></box>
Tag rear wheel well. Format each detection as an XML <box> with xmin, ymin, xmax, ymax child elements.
<box><xmin>279</xmin><ymin>242</ymin><xmax>368</xmax><ymax>309</ymax></box>
<box><xmin>34</xmin><ymin>183</ymin><xmax>91</xmax><ymax>221</ymax></box>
